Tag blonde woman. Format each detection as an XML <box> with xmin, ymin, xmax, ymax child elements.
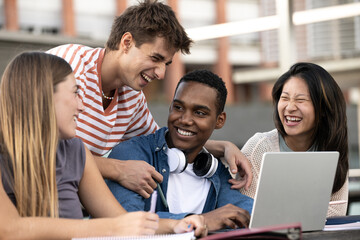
<box><xmin>0</xmin><ymin>52</ymin><xmax>206</xmax><ymax>239</ymax></box>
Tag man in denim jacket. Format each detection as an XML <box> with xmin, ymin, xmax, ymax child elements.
<box><xmin>107</xmin><ymin>70</ymin><xmax>253</xmax><ymax>232</ymax></box>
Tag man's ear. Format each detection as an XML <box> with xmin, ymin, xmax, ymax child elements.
<box><xmin>119</xmin><ymin>32</ymin><xmax>134</xmax><ymax>51</ymax></box>
<box><xmin>215</xmin><ymin>112</ymin><xmax>226</xmax><ymax>129</ymax></box>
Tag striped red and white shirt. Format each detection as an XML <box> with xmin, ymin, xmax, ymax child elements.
<box><xmin>48</xmin><ymin>44</ymin><xmax>159</xmax><ymax>156</ymax></box>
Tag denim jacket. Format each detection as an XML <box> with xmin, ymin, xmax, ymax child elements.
<box><xmin>107</xmin><ymin>127</ymin><xmax>253</xmax><ymax>219</ymax></box>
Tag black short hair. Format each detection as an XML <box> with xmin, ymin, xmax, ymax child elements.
<box><xmin>175</xmin><ymin>69</ymin><xmax>227</xmax><ymax>115</ymax></box>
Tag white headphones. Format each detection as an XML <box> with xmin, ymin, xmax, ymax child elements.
<box><xmin>166</xmin><ymin>147</ymin><xmax>218</xmax><ymax>178</ymax></box>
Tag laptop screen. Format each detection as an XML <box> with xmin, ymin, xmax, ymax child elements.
<box><xmin>249</xmin><ymin>152</ymin><xmax>339</xmax><ymax>231</ymax></box>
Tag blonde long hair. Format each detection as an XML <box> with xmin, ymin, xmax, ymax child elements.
<box><xmin>0</xmin><ymin>52</ymin><xmax>73</xmax><ymax>217</ymax></box>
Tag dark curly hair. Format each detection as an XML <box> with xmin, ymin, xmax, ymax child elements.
<box><xmin>175</xmin><ymin>69</ymin><xmax>227</xmax><ymax>115</ymax></box>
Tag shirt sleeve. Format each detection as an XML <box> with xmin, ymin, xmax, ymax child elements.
<box><xmin>107</xmin><ymin>135</ymin><xmax>163</xmax><ymax>212</ymax></box>
<box><xmin>156</xmin><ymin>211</ymin><xmax>190</xmax><ymax>219</ymax></box>
<box><xmin>122</xmin><ymin>92</ymin><xmax>159</xmax><ymax>140</ymax></box>
<box><xmin>106</xmin><ymin>178</ymin><xmax>191</xmax><ymax>220</ymax></box>
<box><xmin>106</xmin><ymin>179</ymin><xmax>147</xmax><ymax>212</ymax></box>
<box><xmin>217</xmin><ymin>163</ymin><xmax>254</xmax><ymax>215</ymax></box>
<box><xmin>239</xmin><ymin>133</ymin><xmax>275</xmax><ymax>198</ymax></box>
<box><xmin>328</xmin><ymin>176</ymin><xmax>349</xmax><ymax>217</ymax></box>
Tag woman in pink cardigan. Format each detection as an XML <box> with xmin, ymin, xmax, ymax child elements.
<box><xmin>237</xmin><ymin>62</ymin><xmax>348</xmax><ymax>217</ymax></box>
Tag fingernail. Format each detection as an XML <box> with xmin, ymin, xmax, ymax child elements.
<box><xmin>188</xmin><ymin>224</ymin><xmax>192</xmax><ymax>228</ymax></box>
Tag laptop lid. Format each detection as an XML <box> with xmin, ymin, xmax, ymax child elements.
<box><xmin>249</xmin><ymin>152</ymin><xmax>339</xmax><ymax>231</ymax></box>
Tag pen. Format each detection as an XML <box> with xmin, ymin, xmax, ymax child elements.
<box><xmin>157</xmin><ymin>183</ymin><xmax>169</xmax><ymax>209</ymax></box>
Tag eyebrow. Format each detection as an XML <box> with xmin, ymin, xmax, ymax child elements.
<box><xmin>153</xmin><ymin>53</ymin><xmax>172</xmax><ymax>65</ymax></box>
<box><xmin>281</xmin><ymin>92</ymin><xmax>309</xmax><ymax>97</ymax></box>
<box><xmin>173</xmin><ymin>99</ymin><xmax>212</xmax><ymax>112</ymax></box>
<box><xmin>154</xmin><ymin>53</ymin><xmax>164</xmax><ymax>59</ymax></box>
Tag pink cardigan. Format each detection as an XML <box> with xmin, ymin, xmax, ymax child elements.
<box><xmin>236</xmin><ymin>129</ymin><xmax>348</xmax><ymax>217</ymax></box>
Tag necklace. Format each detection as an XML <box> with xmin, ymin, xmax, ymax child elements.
<box><xmin>102</xmin><ymin>90</ymin><xmax>114</xmax><ymax>100</ymax></box>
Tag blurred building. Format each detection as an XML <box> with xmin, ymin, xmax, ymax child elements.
<box><xmin>0</xmin><ymin>0</ymin><xmax>359</xmax><ymax>160</ymax></box>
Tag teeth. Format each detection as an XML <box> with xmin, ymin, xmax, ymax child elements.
<box><xmin>141</xmin><ymin>73</ymin><xmax>152</xmax><ymax>83</ymax></box>
<box><xmin>286</xmin><ymin>116</ymin><xmax>301</xmax><ymax>122</ymax></box>
<box><xmin>177</xmin><ymin>128</ymin><xmax>194</xmax><ymax>136</ymax></box>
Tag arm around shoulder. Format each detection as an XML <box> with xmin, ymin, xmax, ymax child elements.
<box><xmin>238</xmin><ymin>131</ymin><xmax>278</xmax><ymax>198</ymax></box>
<box><xmin>205</xmin><ymin>139</ymin><xmax>253</xmax><ymax>190</ymax></box>
<box><xmin>217</xmin><ymin>163</ymin><xmax>254</xmax><ymax>215</ymax></box>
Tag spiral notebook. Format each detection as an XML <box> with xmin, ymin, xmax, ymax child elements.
<box><xmin>72</xmin><ymin>231</ymin><xmax>195</xmax><ymax>240</ymax></box>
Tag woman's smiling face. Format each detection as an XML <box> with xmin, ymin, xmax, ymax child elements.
<box><xmin>54</xmin><ymin>73</ymin><xmax>84</xmax><ymax>139</ymax></box>
<box><xmin>277</xmin><ymin>76</ymin><xmax>316</xmax><ymax>141</ymax></box>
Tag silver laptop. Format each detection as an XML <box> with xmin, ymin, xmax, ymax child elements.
<box><xmin>249</xmin><ymin>152</ymin><xmax>339</xmax><ymax>231</ymax></box>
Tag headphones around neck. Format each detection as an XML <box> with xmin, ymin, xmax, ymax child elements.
<box><xmin>166</xmin><ymin>147</ymin><xmax>218</xmax><ymax>178</ymax></box>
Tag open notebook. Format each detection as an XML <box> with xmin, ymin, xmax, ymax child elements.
<box><xmin>72</xmin><ymin>231</ymin><xmax>195</xmax><ymax>240</ymax></box>
<box><xmin>71</xmin><ymin>223</ymin><xmax>303</xmax><ymax>240</ymax></box>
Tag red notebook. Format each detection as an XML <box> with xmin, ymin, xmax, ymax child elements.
<box><xmin>199</xmin><ymin>222</ymin><xmax>302</xmax><ymax>240</ymax></box>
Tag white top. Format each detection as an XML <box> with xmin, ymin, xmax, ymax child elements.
<box><xmin>167</xmin><ymin>163</ymin><xmax>211</xmax><ymax>214</ymax></box>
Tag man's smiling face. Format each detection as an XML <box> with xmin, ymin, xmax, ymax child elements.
<box><xmin>167</xmin><ymin>81</ymin><xmax>225</xmax><ymax>156</ymax></box>
<box><xmin>118</xmin><ymin>35</ymin><xmax>175</xmax><ymax>91</ymax></box>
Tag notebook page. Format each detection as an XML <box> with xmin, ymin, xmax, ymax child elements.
<box><xmin>72</xmin><ymin>231</ymin><xmax>195</xmax><ymax>240</ymax></box>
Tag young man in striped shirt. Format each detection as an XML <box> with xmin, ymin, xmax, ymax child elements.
<box><xmin>48</xmin><ymin>0</ymin><xmax>252</xmax><ymax>199</ymax></box>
